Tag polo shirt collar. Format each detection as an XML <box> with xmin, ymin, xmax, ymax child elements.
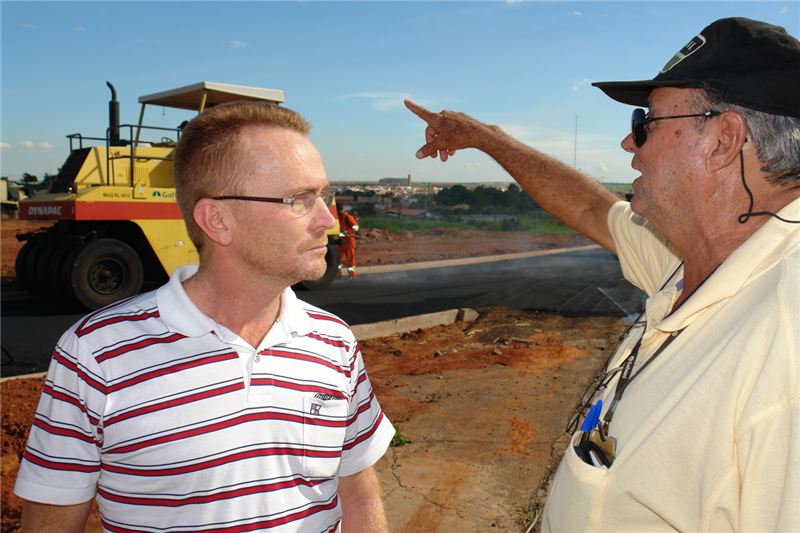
<box><xmin>659</xmin><ymin>196</ymin><xmax>800</xmax><ymax>331</ymax></box>
<box><xmin>157</xmin><ymin>265</ymin><xmax>315</xmax><ymax>342</ymax></box>
<box><xmin>157</xmin><ymin>265</ymin><xmax>214</xmax><ymax>337</ymax></box>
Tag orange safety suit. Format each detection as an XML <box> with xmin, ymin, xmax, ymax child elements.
<box><xmin>337</xmin><ymin>210</ymin><xmax>359</xmax><ymax>278</ymax></box>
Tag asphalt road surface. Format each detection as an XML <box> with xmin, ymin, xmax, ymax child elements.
<box><xmin>1</xmin><ymin>247</ymin><xmax>643</xmax><ymax>378</ymax></box>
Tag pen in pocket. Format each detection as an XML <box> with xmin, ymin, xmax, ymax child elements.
<box><xmin>575</xmin><ymin>401</ymin><xmax>603</xmax><ymax>463</ymax></box>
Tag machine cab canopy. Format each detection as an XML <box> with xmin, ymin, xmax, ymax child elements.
<box><xmin>136</xmin><ymin>81</ymin><xmax>286</xmax><ymax>127</ymax></box>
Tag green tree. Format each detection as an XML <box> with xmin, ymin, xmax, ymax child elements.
<box><xmin>355</xmin><ymin>204</ymin><xmax>377</xmax><ymax>217</ymax></box>
<box><xmin>435</xmin><ymin>184</ymin><xmax>472</xmax><ymax>206</ymax></box>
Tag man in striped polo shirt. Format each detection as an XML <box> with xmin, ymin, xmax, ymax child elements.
<box><xmin>15</xmin><ymin>102</ymin><xmax>395</xmax><ymax>532</ymax></box>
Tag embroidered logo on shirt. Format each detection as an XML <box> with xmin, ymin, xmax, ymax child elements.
<box><xmin>314</xmin><ymin>393</ymin><xmax>345</xmax><ymax>401</ymax></box>
<box><xmin>310</xmin><ymin>403</ymin><xmax>321</xmax><ymax>415</ymax></box>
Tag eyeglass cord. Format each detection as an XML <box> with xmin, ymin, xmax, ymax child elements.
<box><xmin>737</xmin><ymin>150</ymin><xmax>800</xmax><ymax>224</ymax></box>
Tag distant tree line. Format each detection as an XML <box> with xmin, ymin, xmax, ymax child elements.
<box><xmin>433</xmin><ymin>184</ymin><xmax>541</xmax><ymax>215</ymax></box>
<box><xmin>338</xmin><ymin>184</ymin><xmax>542</xmax><ymax>217</ymax></box>
<box><xmin>7</xmin><ymin>173</ymin><xmax>57</xmax><ymax>195</ymax></box>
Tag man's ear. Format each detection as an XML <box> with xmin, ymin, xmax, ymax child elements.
<box><xmin>193</xmin><ymin>198</ymin><xmax>234</xmax><ymax>246</ymax></box>
<box><xmin>708</xmin><ymin>111</ymin><xmax>748</xmax><ymax>172</ymax></box>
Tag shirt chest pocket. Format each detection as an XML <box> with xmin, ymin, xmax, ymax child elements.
<box><xmin>301</xmin><ymin>396</ymin><xmax>349</xmax><ymax>478</ymax></box>
<box><xmin>544</xmin><ymin>433</ymin><xmax>612</xmax><ymax>531</ymax></box>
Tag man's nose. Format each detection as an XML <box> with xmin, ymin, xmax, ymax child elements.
<box><xmin>621</xmin><ymin>132</ymin><xmax>637</xmax><ymax>154</ymax></box>
<box><xmin>313</xmin><ymin>197</ymin><xmax>337</xmax><ymax>230</ymax></box>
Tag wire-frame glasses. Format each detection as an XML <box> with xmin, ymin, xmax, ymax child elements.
<box><xmin>212</xmin><ymin>187</ymin><xmax>335</xmax><ymax>216</ymax></box>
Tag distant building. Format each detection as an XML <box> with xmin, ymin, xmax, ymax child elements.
<box><xmin>379</xmin><ymin>174</ymin><xmax>412</xmax><ymax>186</ymax></box>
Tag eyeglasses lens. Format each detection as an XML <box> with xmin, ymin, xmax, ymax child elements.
<box><xmin>567</xmin><ymin>386</ymin><xmax>597</xmax><ymax>434</ymax></box>
<box><xmin>293</xmin><ymin>189</ymin><xmax>335</xmax><ymax>215</ymax></box>
<box><xmin>631</xmin><ymin>108</ymin><xmax>647</xmax><ymax>148</ymax></box>
<box><xmin>322</xmin><ymin>188</ymin><xmax>335</xmax><ymax>208</ymax></box>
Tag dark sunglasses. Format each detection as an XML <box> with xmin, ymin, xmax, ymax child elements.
<box><xmin>631</xmin><ymin>108</ymin><xmax>720</xmax><ymax>148</ymax></box>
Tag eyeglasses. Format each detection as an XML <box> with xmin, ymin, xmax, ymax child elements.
<box><xmin>631</xmin><ymin>108</ymin><xmax>720</xmax><ymax>148</ymax></box>
<box><xmin>211</xmin><ymin>187</ymin><xmax>335</xmax><ymax>216</ymax></box>
<box><xmin>565</xmin><ymin>319</ymin><xmax>646</xmax><ymax>435</ymax></box>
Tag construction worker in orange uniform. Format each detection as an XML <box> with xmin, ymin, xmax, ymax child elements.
<box><xmin>336</xmin><ymin>205</ymin><xmax>359</xmax><ymax>278</ymax></box>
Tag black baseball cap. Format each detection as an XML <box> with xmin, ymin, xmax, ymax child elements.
<box><xmin>593</xmin><ymin>17</ymin><xmax>800</xmax><ymax>119</ymax></box>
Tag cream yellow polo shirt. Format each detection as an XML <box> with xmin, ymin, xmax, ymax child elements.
<box><xmin>542</xmin><ymin>198</ymin><xmax>800</xmax><ymax>532</ymax></box>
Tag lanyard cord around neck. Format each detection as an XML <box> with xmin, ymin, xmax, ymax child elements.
<box><xmin>601</xmin><ymin>260</ymin><xmax>719</xmax><ymax>434</ymax></box>
<box><xmin>601</xmin><ymin>326</ymin><xmax>685</xmax><ymax>434</ymax></box>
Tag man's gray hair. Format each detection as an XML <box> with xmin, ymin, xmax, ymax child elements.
<box><xmin>691</xmin><ymin>88</ymin><xmax>800</xmax><ymax>186</ymax></box>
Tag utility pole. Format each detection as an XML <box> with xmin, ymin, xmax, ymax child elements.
<box><xmin>573</xmin><ymin>116</ymin><xmax>578</xmax><ymax>168</ymax></box>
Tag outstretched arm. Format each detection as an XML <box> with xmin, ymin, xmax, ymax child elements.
<box><xmin>405</xmin><ymin>100</ymin><xmax>620</xmax><ymax>253</ymax></box>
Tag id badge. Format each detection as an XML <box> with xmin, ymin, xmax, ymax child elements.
<box><xmin>588</xmin><ymin>428</ymin><xmax>616</xmax><ymax>466</ymax></box>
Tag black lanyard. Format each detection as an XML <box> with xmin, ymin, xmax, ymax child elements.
<box><xmin>600</xmin><ymin>259</ymin><xmax>719</xmax><ymax>435</ymax></box>
<box><xmin>601</xmin><ymin>327</ymin><xmax>684</xmax><ymax>434</ymax></box>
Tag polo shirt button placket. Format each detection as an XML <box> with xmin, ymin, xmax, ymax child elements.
<box><xmin>255</xmin><ymin>352</ymin><xmax>261</xmax><ymax>364</ymax></box>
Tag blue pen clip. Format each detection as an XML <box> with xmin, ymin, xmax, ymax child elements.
<box><xmin>580</xmin><ymin>400</ymin><xmax>603</xmax><ymax>434</ymax></box>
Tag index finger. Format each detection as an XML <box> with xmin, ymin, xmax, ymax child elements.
<box><xmin>404</xmin><ymin>99</ymin><xmax>438</xmax><ymax>124</ymax></box>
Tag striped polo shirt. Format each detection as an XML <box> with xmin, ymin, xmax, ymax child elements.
<box><xmin>15</xmin><ymin>265</ymin><xmax>394</xmax><ymax>532</ymax></box>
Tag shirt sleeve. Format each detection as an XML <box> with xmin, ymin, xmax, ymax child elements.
<box><xmin>13</xmin><ymin>328</ymin><xmax>105</xmax><ymax>505</ymax></box>
<box><xmin>607</xmin><ymin>201</ymin><xmax>683</xmax><ymax>297</ymax></box>
<box><xmin>339</xmin><ymin>342</ymin><xmax>394</xmax><ymax>477</ymax></box>
<box><xmin>736</xmin><ymin>404</ymin><xmax>800</xmax><ymax>531</ymax></box>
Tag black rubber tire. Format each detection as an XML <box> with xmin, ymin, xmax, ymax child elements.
<box><xmin>21</xmin><ymin>241</ymin><xmax>49</xmax><ymax>298</ymax></box>
<box><xmin>66</xmin><ymin>238</ymin><xmax>144</xmax><ymax>310</ymax></box>
<box><xmin>60</xmin><ymin>246</ymin><xmax>83</xmax><ymax>306</ymax></box>
<box><xmin>33</xmin><ymin>242</ymin><xmax>59</xmax><ymax>297</ymax></box>
<box><xmin>297</xmin><ymin>240</ymin><xmax>339</xmax><ymax>290</ymax></box>
<box><xmin>47</xmin><ymin>243</ymin><xmax>79</xmax><ymax>302</ymax></box>
<box><xmin>14</xmin><ymin>240</ymin><xmax>36</xmax><ymax>294</ymax></box>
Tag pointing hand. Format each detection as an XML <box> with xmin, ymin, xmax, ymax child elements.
<box><xmin>404</xmin><ymin>100</ymin><xmax>494</xmax><ymax>162</ymax></box>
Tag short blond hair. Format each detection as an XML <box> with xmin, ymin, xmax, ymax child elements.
<box><xmin>173</xmin><ymin>101</ymin><xmax>311</xmax><ymax>250</ymax></box>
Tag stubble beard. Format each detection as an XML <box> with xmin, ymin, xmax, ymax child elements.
<box><xmin>242</xmin><ymin>241</ymin><xmax>328</xmax><ymax>286</ymax></box>
<box><xmin>296</xmin><ymin>248</ymin><xmax>328</xmax><ymax>282</ymax></box>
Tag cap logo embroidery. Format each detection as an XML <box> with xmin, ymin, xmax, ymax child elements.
<box><xmin>661</xmin><ymin>34</ymin><xmax>707</xmax><ymax>73</ymax></box>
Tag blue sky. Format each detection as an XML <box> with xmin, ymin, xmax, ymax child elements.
<box><xmin>2</xmin><ymin>1</ymin><xmax>797</xmax><ymax>185</ymax></box>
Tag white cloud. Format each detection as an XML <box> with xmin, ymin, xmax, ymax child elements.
<box><xmin>74</xmin><ymin>27</ymin><xmax>85</xmax><ymax>32</ymax></box>
<box><xmin>22</xmin><ymin>23</ymin><xmax>36</xmax><ymax>29</ymax></box>
<box><xmin>570</xmin><ymin>11</ymin><xmax>583</xmax><ymax>17</ymax></box>
<box><xmin>16</xmin><ymin>141</ymin><xmax>54</xmax><ymax>149</ymax></box>
<box><xmin>572</xmin><ymin>78</ymin><xmax>593</xmax><ymax>90</ymax></box>
<box><xmin>1</xmin><ymin>142</ymin><xmax>11</xmax><ymax>149</ymax></box>
<box><xmin>339</xmin><ymin>92</ymin><xmax>413</xmax><ymax>111</ymax></box>
<box><xmin>231</xmin><ymin>40</ymin><xmax>252</xmax><ymax>49</ymax></box>
<box><xmin>779</xmin><ymin>5</ymin><xmax>788</xmax><ymax>14</ymax></box>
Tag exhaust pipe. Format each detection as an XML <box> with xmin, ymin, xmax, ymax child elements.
<box><xmin>107</xmin><ymin>81</ymin><xmax>121</xmax><ymax>146</ymax></box>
